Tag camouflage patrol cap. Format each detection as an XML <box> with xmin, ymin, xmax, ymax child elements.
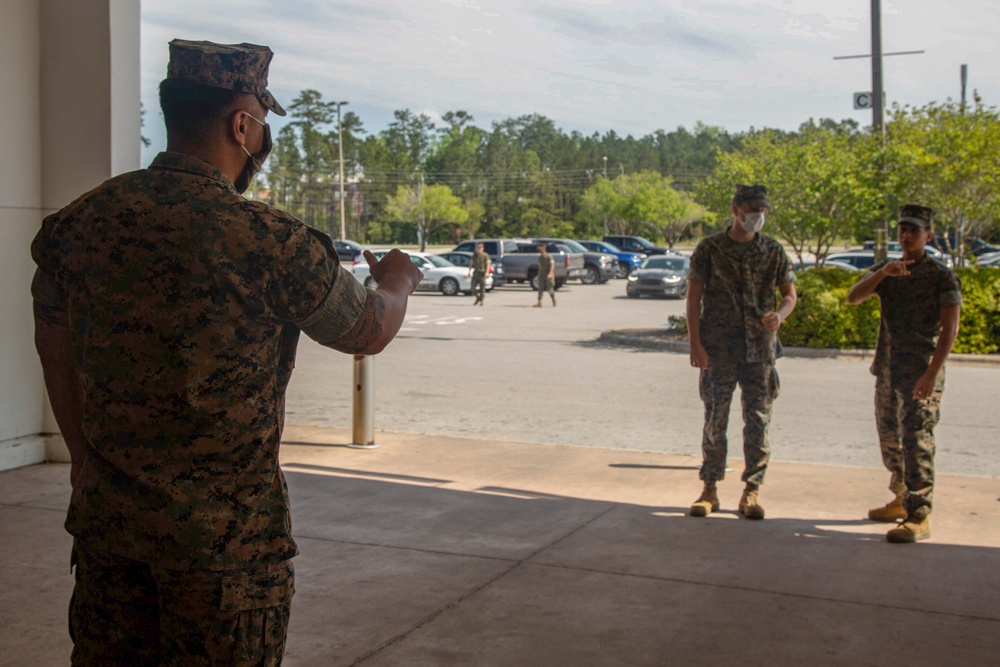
<box><xmin>167</xmin><ymin>39</ymin><xmax>286</xmax><ymax>116</ymax></box>
<box><xmin>898</xmin><ymin>204</ymin><xmax>933</xmax><ymax>228</ymax></box>
<box><xmin>733</xmin><ymin>184</ymin><xmax>771</xmax><ymax>209</ymax></box>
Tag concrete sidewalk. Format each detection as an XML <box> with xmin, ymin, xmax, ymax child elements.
<box><xmin>2</xmin><ymin>426</ymin><xmax>999</xmax><ymax>666</ymax></box>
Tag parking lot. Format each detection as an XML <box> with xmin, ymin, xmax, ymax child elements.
<box><xmin>286</xmin><ymin>276</ymin><xmax>1000</xmax><ymax>478</ymax></box>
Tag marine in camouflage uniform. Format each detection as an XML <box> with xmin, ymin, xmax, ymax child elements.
<box><xmin>848</xmin><ymin>204</ymin><xmax>962</xmax><ymax>543</ymax></box>
<box><xmin>470</xmin><ymin>243</ymin><xmax>490</xmax><ymax>305</ymax></box>
<box><xmin>534</xmin><ymin>243</ymin><xmax>557</xmax><ymax>306</ymax></box>
<box><xmin>872</xmin><ymin>320</ymin><xmax>906</xmax><ymax>511</ymax></box>
<box><xmin>686</xmin><ymin>185</ymin><xmax>797</xmax><ymax>520</ymax></box>
<box><xmin>31</xmin><ymin>40</ymin><xmax>421</xmax><ymax>665</ymax></box>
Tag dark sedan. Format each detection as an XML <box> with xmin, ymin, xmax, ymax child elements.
<box><xmin>626</xmin><ymin>255</ymin><xmax>690</xmax><ymax>299</ymax></box>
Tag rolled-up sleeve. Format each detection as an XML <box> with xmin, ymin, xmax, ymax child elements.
<box><xmin>296</xmin><ymin>265</ymin><xmax>367</xmax><ymax>345</ymax></box>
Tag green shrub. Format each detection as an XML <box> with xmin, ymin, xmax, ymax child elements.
<box><xmin>780</xmin><ymin>266</ymin><xmax>1000</xmax><ymax>354</ymax></box>
<box><xmin>780</xmin><ymin>268</ymin><xmax>880</xmax><ymax>349</ymax></box>
<box><xmin>952</xmin><ymin>268</ymin><xmax>1000</xmax><ymax>354</ymax></box>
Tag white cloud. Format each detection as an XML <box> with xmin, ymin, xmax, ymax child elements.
<box><xmin>140</xmin><ymin>0</ymin><xmax>1000</xmax><ymax>162</ymax></box>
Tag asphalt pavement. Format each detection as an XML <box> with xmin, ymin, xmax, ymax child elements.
<box><xmin>286</xmin><ymin>278</ymin><xmax>1000</xmax><ymax>478</ymax></box>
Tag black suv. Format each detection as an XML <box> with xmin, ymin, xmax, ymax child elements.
<box><xmin>603</xmin><ymin>235</ymin><xmax>668</xmax><ymax>256</ymax></box>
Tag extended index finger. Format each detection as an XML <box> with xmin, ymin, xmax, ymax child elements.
<box><xmin>363</xmin><ymin>249</ymin><xmax>379</xmax><ymax>269</ymax></box>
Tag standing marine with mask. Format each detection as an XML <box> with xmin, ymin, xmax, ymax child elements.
<box><xmin>685</xmin><ymin>184</ymin><xmax>797</xmax><ymax>520</ymax></box>
<box><xmin>31</xmin><ymin>39</ymin><xmax>422</xmax><ymax>665</ymax></box>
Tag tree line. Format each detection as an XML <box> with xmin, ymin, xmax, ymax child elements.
<box><xmin>257</xmin><ymin>90</ymin><xmax>1000</xmax><ymax>264</ymax></box>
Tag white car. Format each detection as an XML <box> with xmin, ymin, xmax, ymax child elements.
<box><xmin>352</xmin><ymin>250</ymin><xmax>494</xmax><ymax>296</ymax></box>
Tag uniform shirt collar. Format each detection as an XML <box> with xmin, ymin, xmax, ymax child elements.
<box><xmin>149</xmin><ymin>152</ymin><xmax>238</xmax><ymax>193</ymax></box>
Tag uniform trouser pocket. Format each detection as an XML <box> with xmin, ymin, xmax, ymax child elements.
<box><xmin>69</xmin><ymin>540</ymin><xmax>295</xmax><ymax>667</ymax></box>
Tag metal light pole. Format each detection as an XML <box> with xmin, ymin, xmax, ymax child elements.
<box><xmin>602</xmin><ymin>156</ymin><xmax>608</xmax><ymax>237</ymax></box>
<box><xmin>334</xmin><ymin>101</ymin><xmax>349</xmax><ymax>240</ymax></box>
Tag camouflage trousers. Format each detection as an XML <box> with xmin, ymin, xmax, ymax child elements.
<box><xmin>471</xmin><ymin>272</ymin><xmax>487</xmax><ymax>301</ymax></box>
<box><xmin>537</xmin><ymin>276</ymin><xmax>556</xmax><ymax>300</ymax></box>
<box><xmin>698</xmin><ymin>360</ymin><xmax>780</xmax><ymax>486</ymax></box>
<box><xmin>874</xmin><ymin>366</ymin><xmax>944</xmax><ymax>519</ymax></box>
<box><xmin>69</xmin><ymin>540</ymin><xmax>294</xmax><ymax>666</ymax></box>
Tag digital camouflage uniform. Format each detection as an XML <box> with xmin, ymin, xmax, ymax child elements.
<box><xmin>688</xmin><ymin>232</ymin><xmax>795</xmax><ymax>486</ymax></box>
<box><xmin>31</xmin><ymin>40</ymin><xmax>367</xmax><ymax>667</ymax></box>
<box><xmin>471</xmin><ymin>250</ymin><xmax>490</xmax><ymax>302</ymax></box>
<box><xmin>866</xmin><ymin>255</ymin><xmax>962</xmax><ymax>519</ymax></box>
<box><xmin>872</xmin><ymin>320</ymin><xmax>905</xmax><ymax>497</ymax></box>
<box><xmin>536</xmin><ymin>252</ymin><xmax>556</xmax><ymax>301</ymax></box>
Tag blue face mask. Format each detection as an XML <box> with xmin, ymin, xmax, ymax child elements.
<box><xmin>235</xmin><ymin>112</ymin><xmax>272</xmax><ymax>194</ymax></box>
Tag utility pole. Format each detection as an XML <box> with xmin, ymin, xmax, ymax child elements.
<box><xmin>834</xmin><ymin>1</ymin><xmax>923</xmax><ymax>261</ymax></box>
<box><xmin>870</xmin><ymin>0</ymin><xmax>885</xmax><ymax>142</ymax></box>
<box><xmin>333</xmin><ymin>100</ymin><xmax>349</xmax><ymax>240</ymax></box>
<box><xmin>602</xmin><ymin>156</ymin><xmax>608</xmax><ymax>237</ymax></box>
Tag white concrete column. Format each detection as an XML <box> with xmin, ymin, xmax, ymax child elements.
<box><xmin>0</xmin><ymin>0</ymin><xmax>140</xmax><ymax>472</ymax></box>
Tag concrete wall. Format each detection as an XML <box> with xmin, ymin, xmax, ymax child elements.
<box><xmin>0</xmin><ymin>0</ymin><xmax>140</xmax><ymax>472</ymax></box>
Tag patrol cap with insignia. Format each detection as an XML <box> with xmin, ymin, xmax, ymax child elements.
<box><xmin>733</xmin><ymin>184</ymin><xmax>771</xmax><ymax>209</ymax></box>
<box><xmin>898</xmin><ymin>204</ymin><xmax>933</xmax><ymax>228</ymax></box>
<box><xmin>167</xmin><ymin>39</ymin><xmax>286</xmax><ymax>116</ymax></box>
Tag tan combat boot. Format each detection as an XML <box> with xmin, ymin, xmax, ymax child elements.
<box><xmin>738</xmin><ymin>484</ymin><xmax>765</xmax><ymax>520</ymax></box>
<box><xmin>552</xmin><ymin>295</ymin><xmax>557</xmax><ymax>306</ymax></box>
<box><xmin>868</xmin><ymin>495</ymin><xmax>906</xmax><ymax>522</ymax></box>
<box><xmin>689</xmin><ymin>483</ymin><xmax>719</xmax><ymax>517</ymax></box>
<box><xmin>533</xmin><ymin>300</ymin><xmax>542</xmax><ymax>308</ymax></box>
<box><xmin>887</xmin><ymin>515</ymin><xmax>931</xmax><ymax>543</ymax></box>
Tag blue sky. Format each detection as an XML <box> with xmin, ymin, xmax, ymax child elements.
<box><xmin>140</xmin><ymin>0</ymin><xmax>1000</xmax><ymax>162</ymax></box>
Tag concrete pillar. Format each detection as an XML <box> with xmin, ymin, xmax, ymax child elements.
<box><xmin>0</xmin><ymin>0</ymin><xmax>140</xmax><ymax>472</ymax></box>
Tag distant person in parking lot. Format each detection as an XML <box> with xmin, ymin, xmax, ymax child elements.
<box><xmin>534</xmin><ymin>243</ymin><xmax>557</xmax><ymax>307</ymax></box>
<box><xmin>468</xmin><ymin>242</ymin><xmax>491</xmax><ymax>306</ymax></box>
<box><xmin>686</xmin><ymin>184</ymin><xmax>797</xmax><ymax>521</ymax></box>
<box><xmin>847</xmin><ymin>204</ymin><xmax>962</xmax><ymax>543</ymax></box>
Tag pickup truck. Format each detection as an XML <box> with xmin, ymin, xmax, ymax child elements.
<box><xmin>501</xmin><ymin>241</ymin><xmax>586</xmax><ymax>290</ymax></box>
<box><xmin>533</xmin><ymin>237</ymin><xmax>617</xmax><ymax>284</ymax></box>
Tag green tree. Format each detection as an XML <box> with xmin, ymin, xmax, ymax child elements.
<box><xmin>696</xmin><ymin>123</ymin><xmax>881</xmax><ymax>266</ymax></box>
<box><xmin>385</xmin><ymin>183</ymin><xmax>469</xmax><ymax>250</ymax></box>
<box><xmin>884</xmin><ymin>97</ymin><xmax>1000</xmax><ymax>266</ymax></box>
<box><xmin>580</xmin><ymin>171</ymin><xmax>688</xmax><ymax>241</ymax></box>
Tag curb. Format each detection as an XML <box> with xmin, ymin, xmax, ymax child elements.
<box><xmin>599</xmin><ymin>329</ymin><xmax>1000</xmax><ymax>366</ymax></box>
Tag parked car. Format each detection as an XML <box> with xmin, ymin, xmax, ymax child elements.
<box><xmin>824</xmin><ymin>250</ymin><xmax>903</xmax><ymax>270</ymax></box>
<box><xmin>935</xmin><ymin>234</ymin><xmax>1000</xmax><ymax>257</ymax></box>
<box><xmin>436</xmin><ymin>250</ymin><xmax>506</xmax><ymax>286</ymax></box>
<box><xmin>862</xmin><ymin>240</ymin><xmax>952</xmax><ymax>267</ymax></box>
<box><xmin>533</xmin><ymin>237</ymin><xmax>616</xmax><ymax>284</ymax></box>
<box><xmin>332</xmin><ymin>239</ymin><xmax>366</xmax><ymax>263</ymax></box>
<box><xmin>576</xmin><ymin>239</ymin><xmax>646</xmax><ymax>278</ymax></box>
<box><xmin>353</xmin><ymin>251</ymin><xmax>492</xmax><ymax>295</ymax></box>
<box><xmin>501</xmin><ymin>242</ymin><xmax>586</xmax><ymax>290</ymax></box>
<box><xmin>626</xmin><ymin>255</ymin><xmax>690</xmax><ymax>299</ymax></box>
<box><xmin>603</xmin><ymin>235</ymin><xmax>669</xmax><ymax>256</ymax></box>
<box><xmin>976</xmin><ymin>251</ymin><xmax>1000</xmax><ymax>267</ymax></box>
<box><xmin>796</xmin><ymin>259</ymin><xmax>862</xmax><ymax>272</ymax></box>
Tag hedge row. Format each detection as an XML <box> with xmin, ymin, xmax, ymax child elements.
<box><xmin>779</xmin><ymin>267</ymin><xmax>1000</xmax><ymax>354</ymax></box>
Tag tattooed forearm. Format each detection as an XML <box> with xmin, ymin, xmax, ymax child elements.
<box><xmin>330</xmin><ymin>289</ymin><xmax>386</xmax><ymax>354</ymax></box>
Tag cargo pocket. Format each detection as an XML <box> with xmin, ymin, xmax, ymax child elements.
<box><xmin>220</xmin><ymin>563</ymin><xmax>295</xmax><ymax>613</ymax></box>
<box><xmin>768</xmin><ymin>364</ymin><xmax>781</xmax><ymax>402</ymax></box>
<box><xmin>215</xmin><ymin>563</ymin><xmax>295</xmax><ymax>667</ymax></box>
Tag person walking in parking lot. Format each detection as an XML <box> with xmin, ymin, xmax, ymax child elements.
<box><xmin>847</xmin><ymin>204</ymin><xmax>962</xmax><ymax>543</ymax></box>
<box><xmin>534</xmin><ymin>243</ymin><xmax>557</xmax><ymax>307</ymax></box>
<box><xmin>686</xmin><ymin>184</ymin><xmax>797</xmax><ymax>520</ymax></box>
<box><xmin>469</xmin><ymin>242</ymin><xmax>491</xmax><ymax>306</ymax></box>
<box><xmin>31</xmin><ymin>39</ymin><xmax>421</xmax><ymax>664</ymax></box>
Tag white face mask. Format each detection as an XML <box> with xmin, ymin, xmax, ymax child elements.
<box><xmin>740</xmin><ymin>211</ymin><xmax>765</xmax><ymax>233</ymax></box>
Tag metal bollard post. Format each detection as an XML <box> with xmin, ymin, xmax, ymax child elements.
<box><xmin>348</xmin><ymin>354</ymin><xmax>379</xmax><ymax>449</ymax></box>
